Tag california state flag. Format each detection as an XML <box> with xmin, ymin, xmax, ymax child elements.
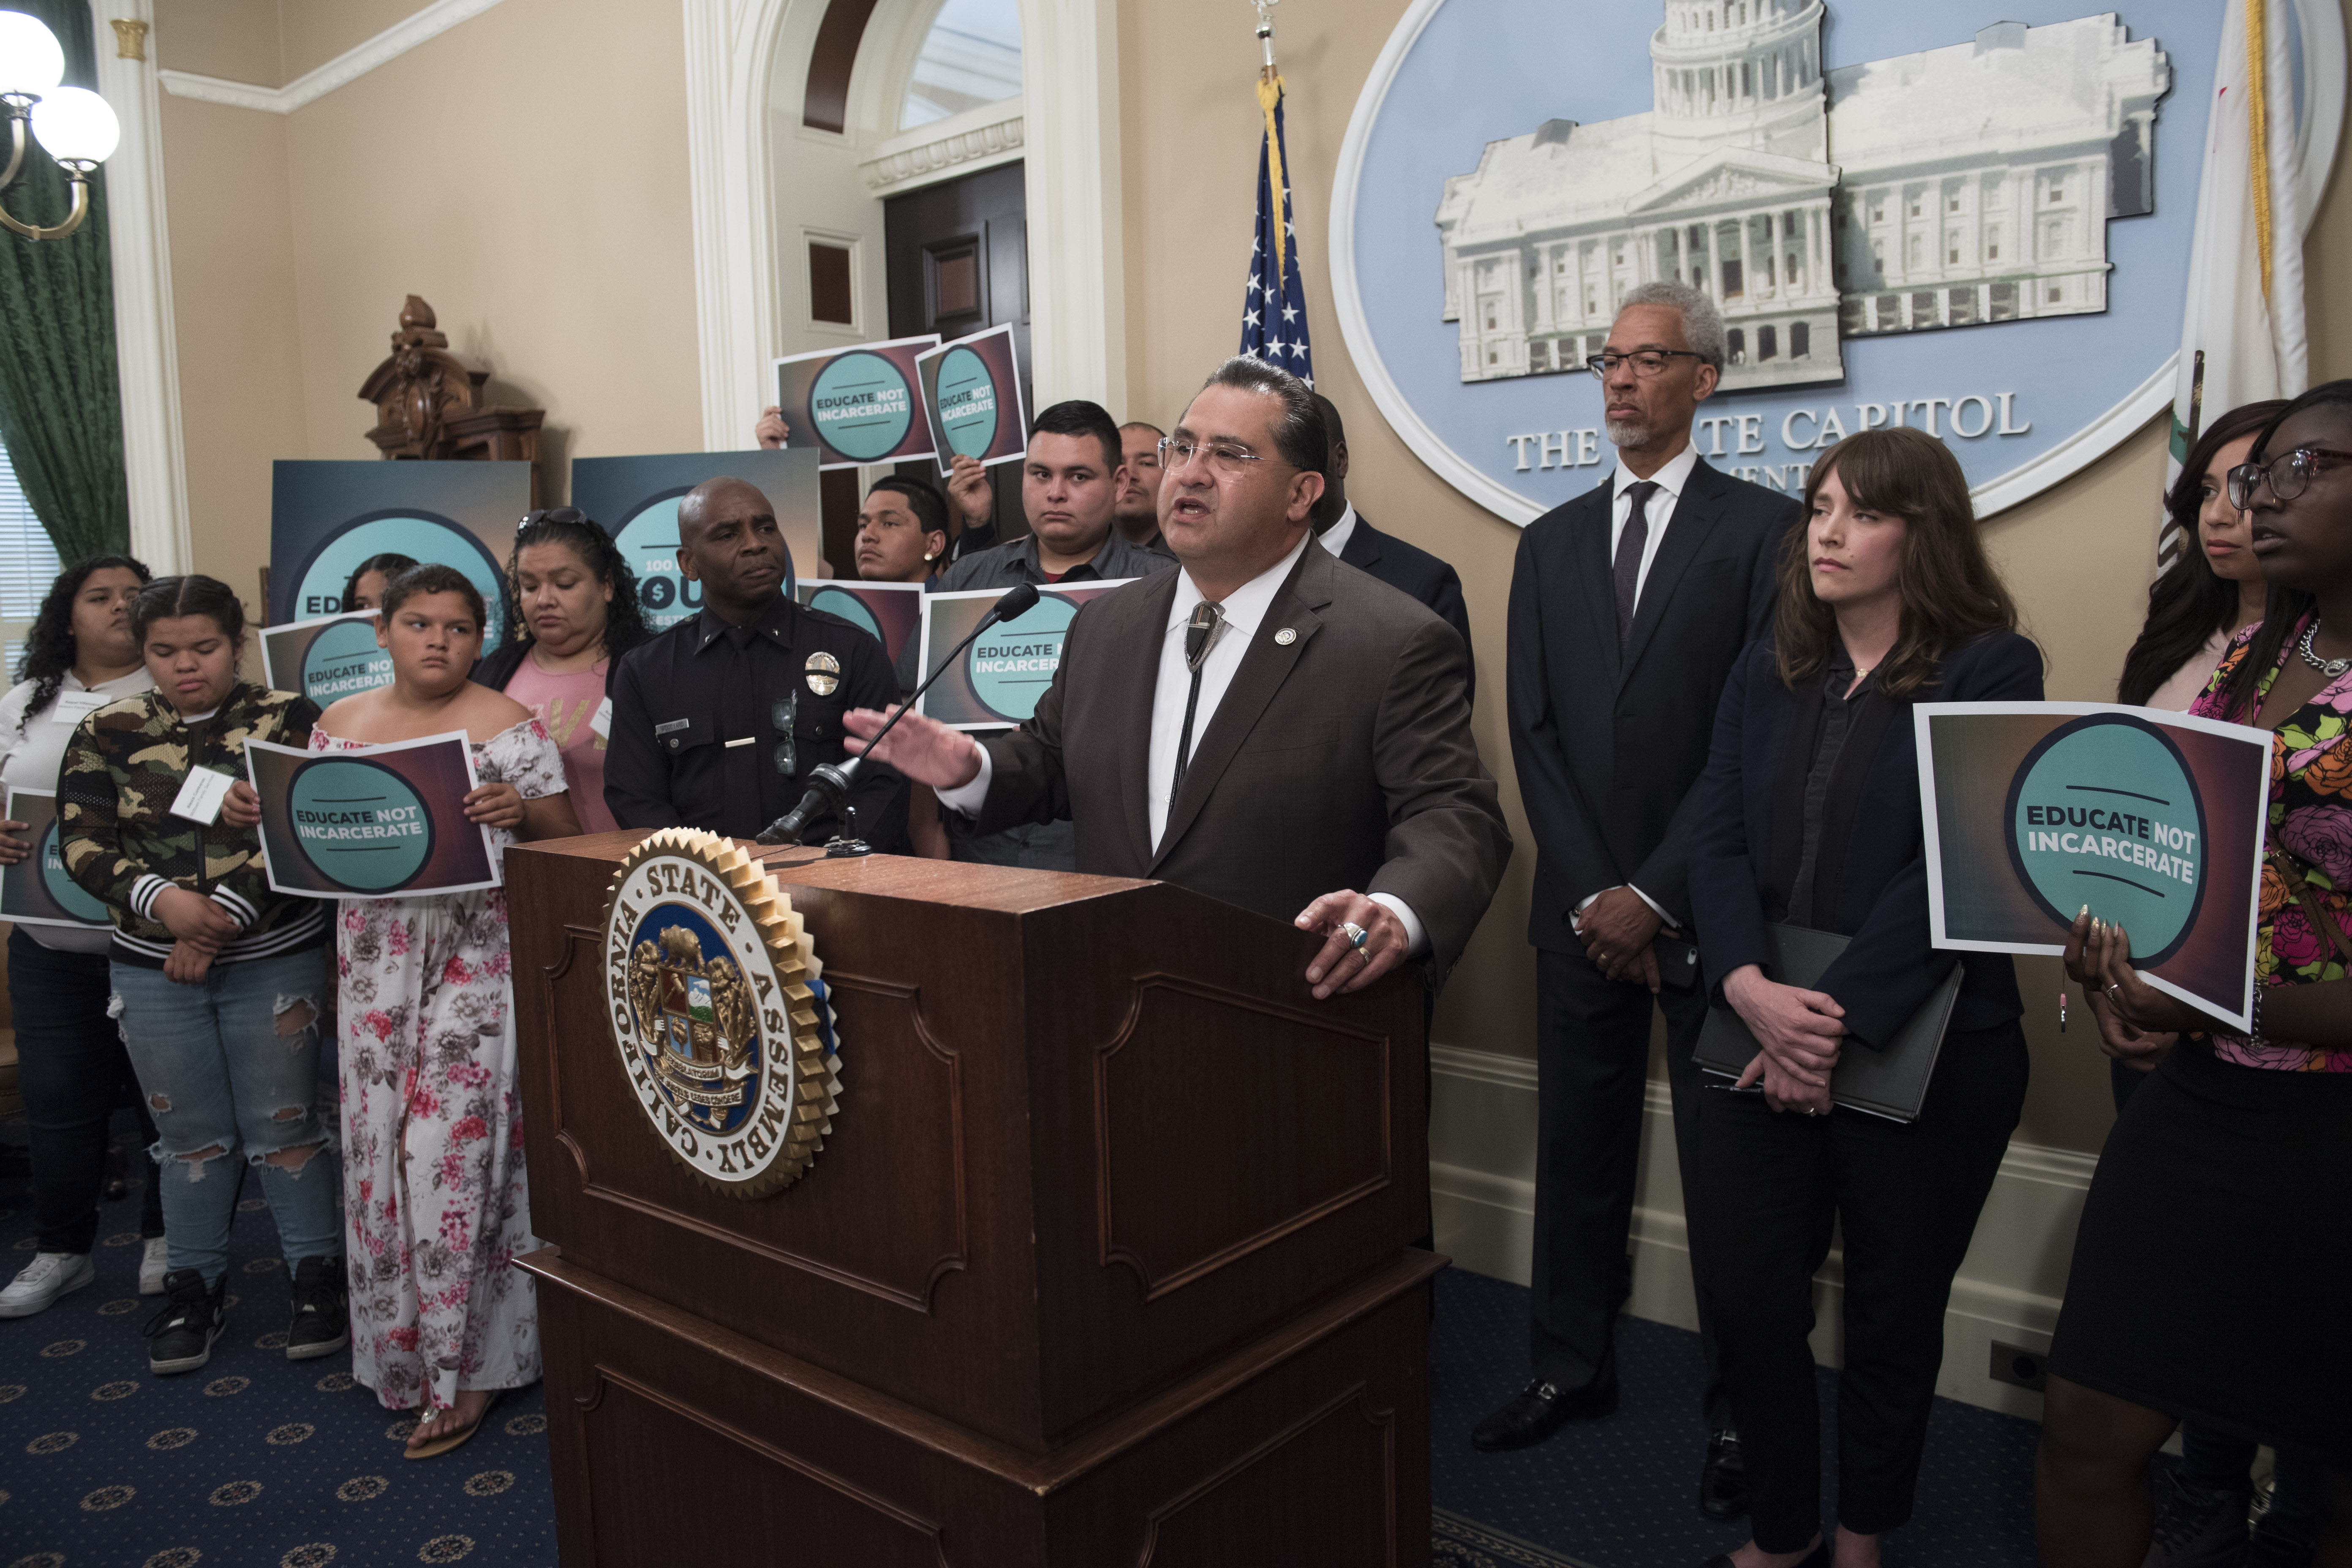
<box><xmin>2164</xmin><ymin>0</ymin><xmax>2314</xmax><ymax>559</ymax></box>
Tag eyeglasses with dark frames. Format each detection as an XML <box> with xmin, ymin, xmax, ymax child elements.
<box><xmin>1585</xmin><ymin>348</ymin><xmax>1710</xmax><ymax>380</ymax></box>
<box><xmin>2225</xmin><ymin>447</ymin><xmax>2352</xmax><ymax>510</ymax></box>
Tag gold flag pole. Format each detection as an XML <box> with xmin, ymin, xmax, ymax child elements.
<box><xmin>1254</xmin><ymin>0</ymin><xmax>1288</xmax><ymax>289</ymax></box>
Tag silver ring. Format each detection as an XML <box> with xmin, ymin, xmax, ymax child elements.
<box><xmin>2104</xmin><ymin>983</ymin><xmax>2121</xmax><ymax>999</ymax></box>
<box><xmin>1341</xmin><ymin>921</ymin><xmax>1368</xmax><ymax>951</ymax></box>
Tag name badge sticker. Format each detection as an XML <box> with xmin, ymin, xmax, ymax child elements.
<box><xmin>591</xmin><ymin>697</ymin><xmax>613</xmax><ymax>740</ymax></box>
<box><xmin>50</xmin><ymin>691</ymin><xmax>111</xmax><ymax>725</ymax></box>
<box><xmin>169</xmin><ymin>768</ymin><xmax>236</xmax><ymax>826</ymax></box>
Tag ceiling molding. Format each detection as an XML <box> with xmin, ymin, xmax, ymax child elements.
<box><xmin>155</xmin><ymin>0</ymin><xmax>509</xmax><ymax>115</ymax></box>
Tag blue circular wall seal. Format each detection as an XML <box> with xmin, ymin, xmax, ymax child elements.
<box><xmin>2002</xmin><ymin>712</ymin><xmax>2208</xmax><ymax>965</ymax></box>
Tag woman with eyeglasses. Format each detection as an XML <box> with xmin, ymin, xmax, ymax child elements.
<box><xmin>472</xmin><ymin>509</ymin><xmax>649</xmax><ymax>835</ymax></box>
<box><xmin>2036</xmin><ymin>381</ymin><xmax>2352</xmax><ymax>1567</ymax></box>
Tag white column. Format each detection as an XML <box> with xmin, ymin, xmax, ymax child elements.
<box><xmin>87</xmin><ymin>0</ymin><xmax>190</xmax><ymax>572</ymax></box>
<box><xmin>1020</xmin><ymin>0</ymin><xmax>1124</xmax><ymax>408</ymax></box>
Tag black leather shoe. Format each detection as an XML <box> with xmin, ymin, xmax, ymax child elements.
<box><xmin>1699</xmin><ymin>1429</ymin><xmax>1749</xmax><ymax>1520</ymax></box>
<box><xmin>1470</xmin><ymin>1377</ymin><xmax>1618</xmax><ymax>1451</ymax></box>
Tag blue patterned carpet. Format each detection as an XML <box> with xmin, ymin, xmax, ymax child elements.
<box><xmin>2</xmin><ymin>1113</ymin><xmax>2042</xmax><ymax>1566</ymax></box>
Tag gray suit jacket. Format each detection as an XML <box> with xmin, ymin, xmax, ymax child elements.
<box><xmin>974</xmin><ymin>539</ymin><xmax>1511</xmax><ymax>977</ymax></box>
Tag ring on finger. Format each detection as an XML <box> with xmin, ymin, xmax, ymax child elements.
<box><xmin>1340</xmin><ymin>920</ymin><xmax>1369</xmax><ymax>953</ymax></box>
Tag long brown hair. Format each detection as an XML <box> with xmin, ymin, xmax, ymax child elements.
<box><xmin>1773</xmin><ymin>427</ymin><xmax>2024</xmax><ymax>698</ymax></box>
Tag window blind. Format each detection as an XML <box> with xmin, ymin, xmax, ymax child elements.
<box><xmin>0</xmin><ymin>439</ymin><xmax>65</xmax><ymax>618</ymax></box>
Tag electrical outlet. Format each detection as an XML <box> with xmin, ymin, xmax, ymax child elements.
<box><xmin>1990</xmin><ymin>1340</ymin><xmax>2049</xmax><ymax>1393</ymax></box>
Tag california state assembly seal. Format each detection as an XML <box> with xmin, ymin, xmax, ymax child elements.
<box><xmin>601</xmin><ymin>828</ymin><xmax>840</xmax><ymax>1198</ymax></box>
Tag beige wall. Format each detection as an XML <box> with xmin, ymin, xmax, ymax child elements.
<box><xmin>138</xmin><ymin>0</ymin><xmax>2352</xmax><ymax>1152</ymax></box>
<box><xmin>1119</xmin><ymin>0</ymin><xmax>2352</xmax><ymax>1153</ymax></box>
<box><xmin>150</xmin><ymin>0</ymin><xmax>702</xmax><ymax>623</ymax></box>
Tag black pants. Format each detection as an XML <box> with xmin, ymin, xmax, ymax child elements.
<box><xmin>1530</xmin><ymin>945</ymin><xmax>1729</xmax><ymax>1426</ymax></box>
<box><xmin>1687</xmin><ymin>1019</ymin><xmax>2029</xmax><ymax>1549</ymax></box>
<box><xmin>10</xmin><ymin>928</ymin><xmax>163</xmax><ymax>1254</ymax></box>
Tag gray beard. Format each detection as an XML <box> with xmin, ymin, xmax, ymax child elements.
<box><xmin>1604</xmin><ymin>417</ymin><xmax>1652</xmax><ymax>450</ymax></box>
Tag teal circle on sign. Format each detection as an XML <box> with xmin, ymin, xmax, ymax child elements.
<box><xmin>286</xmin><ymin>758</ymin><xmax>436</xmax><ymax>893</ymax></box>
<box><xmin>933</xmin><ymin>346</ymin><xmax>1000</xmax><ymax>459</ymax></box>
<box><xmin>39</xmin><ymin>821</ymin><xmax>108</xmax><ymax>922</ymax></box>
<box><xmin>2004</xmin><ymin>714</ymin><xmax>2208</xmax><ymax>964</ymax></box>
<box><xmin>300</xmin><ymin>618</ymin><xmax>392</xmax><ymax>706</ymax></box>
<box><xmin>967</xmin><ymin>593</ymin><xmax>1075</xmax><ymax>720</ymax></box>
<box><xmin>807</xmin><ymin>585</ymin><xmax>882</xmax><ymax>642</ymax></box>
<box><xmin>612</xmin><ymin>493</ymin><xmax>702</xmax><ymax>634</ymax></box>
<box><xmin>290</xmin><ymin>514</ymin><xmax>506</xmax><ymax>650</ymax></box>
<box><xmin>809</xmin><ymin>352</ymin><xmax>915</xmax><ymax>462</ymax></box>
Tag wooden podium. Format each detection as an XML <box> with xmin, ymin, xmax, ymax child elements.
<box><xmin>508</xmin><ymin>833</ymin><xmax>1440</xmax><ymax>1566</ymax></box>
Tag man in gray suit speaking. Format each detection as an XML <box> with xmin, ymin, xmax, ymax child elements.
<box><xmin>844</xmin><ymin>356</ymin><xmax>1510</xmax><ymax>993</ymax></box>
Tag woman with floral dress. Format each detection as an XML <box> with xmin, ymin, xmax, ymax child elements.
<box><xmin>315</xmin><ymin>564</ymin><xmax>580</xmax><ymax>1459</ymax></box>
<box><xmin>2036</xmin><ymin>383</ymin><xmax>2352</xmax><ymax>1565</ymax></box>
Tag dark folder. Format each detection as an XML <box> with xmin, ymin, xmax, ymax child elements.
<box><xmin>1692</xmin><ymin>923</ymin><xmax>1963</xmax><ymax>1123</ymax></box>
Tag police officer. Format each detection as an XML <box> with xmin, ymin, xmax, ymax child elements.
<box><xmin>605</xmin><ymin>476</ymin><xmax>907</xmax><ymax>847</ymax></box>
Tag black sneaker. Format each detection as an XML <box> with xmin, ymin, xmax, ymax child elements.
<box><xmin>2146</xmin><ymin>1467</ymin><xmax>2253</xmax><ymax>1568</ymax></box>
<box><xmin>144</xmin><ymin>1269</ymin><xmax>226</xmax><ymax>1375</ymax></box>
<box><xmin>286</xmin><ymin>1255</ymin><xmax>348</xmax><ymax>1361</ymax></box>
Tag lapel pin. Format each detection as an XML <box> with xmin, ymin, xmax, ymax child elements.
<box><xmin>1274</xmin><ymin>627</ymin><xmax>1297</xmax><ymax>645</ymax></box>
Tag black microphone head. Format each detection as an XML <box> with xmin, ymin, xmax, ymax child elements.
<box><xmin>992</xmin><ymin>583</ymin><xmax>1040</xmax><ymax>622</ymax></box>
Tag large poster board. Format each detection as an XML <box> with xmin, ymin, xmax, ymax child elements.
<box><xmin>1917</xmin><ymin>702</ymin><xmax>2272</xmax><ymax>1032</ymax></box>
<box><xmin>570</xmin><ymin>450</ymin><xmax>824</xmax><ymax>636</ymax></box>
<box><xmin>259</xmin><ymin>610</ymin><xmax>395</xmax><ymax>710</ymax></box>
<box><xmin>269</xmin><ymin>461</ymin><xmax>529</xmax><ymax>648</ymax></box>
<box><xmin>914</xmin><ymin>325</ymin><xmax>1027</xmax><ymax>475</ymax></box>
<box><xmin>916</xmin><ymin>582</ymin><xmax>1135</xmax><ymax>730</ymax></box>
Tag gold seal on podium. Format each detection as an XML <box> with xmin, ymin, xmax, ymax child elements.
<box><xmin>600</xmin><ymin>828</ymin><xmax>840</xmax><ymax>1198</ymax></box>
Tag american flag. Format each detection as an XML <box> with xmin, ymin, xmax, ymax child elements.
<box><xmin>1239</xmin><ymin>79</ymin><xmax>1312</xmax><ymax>385</ymax></box>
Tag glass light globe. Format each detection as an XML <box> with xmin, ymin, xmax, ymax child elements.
<box><xmin>31</xmin><ymin>87</ymin><xmax>119</xmax><ymax>166</ymax></box>
<box><xmin>0</xmin><ymin>11</ymin><xmax>66</xmax><ymax>99</ymax></box>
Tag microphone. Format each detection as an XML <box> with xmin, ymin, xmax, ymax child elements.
<box><xmin>756</xmin><ymin>582</ymin><xmax>1041</xmax><ymax>847</ymax></box>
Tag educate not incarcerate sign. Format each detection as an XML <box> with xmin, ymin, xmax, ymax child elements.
<box><xmin>260</xmin><ymin>610</ymin><xmax>396</xmax><ymax>710</ymax></box>
<box><xmin>773</xmin><ymin>337</ymin><xmax>941</xmax><ymax>470</ymax></box>
<box><xmin>0</xmin><ymin>788</ymin><xmax>112</xmax><ymax>928</ymax></box>
<box><xmin>915</xmin><ymin>324</ymin><xmax>1027</xmax><ymax>474</ymax></box>
<box><xmin>916</xmin><ymin>583</ymin><xmax>1135</xmax><ymax>729</ymax></box>
<box><xmin>245</xmin><ymin>732</ymin><xmax>500</xmax><ymax>899</ymax></box>
<box><xmin>1916</xmin><ymin>702</ymin><xmax>2270</xmax><ymax>1032</ymax></box>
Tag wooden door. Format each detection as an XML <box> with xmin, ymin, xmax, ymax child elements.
<box><xmin>885</xmin><ymin>160</ymin><xmax>1031</xmax><ymax>545</ymax></box>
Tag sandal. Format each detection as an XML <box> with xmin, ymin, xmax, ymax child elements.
<box><xmin>402</xmin><ymin>1389</ymin><xmax>501</xmax><ymax>1461</ymax></box>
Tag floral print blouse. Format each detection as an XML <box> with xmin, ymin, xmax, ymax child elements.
<box><xmin>2189</xmin><ymin>620</ymin><xmax>2352</xmax><ymax>1072</ymax></box>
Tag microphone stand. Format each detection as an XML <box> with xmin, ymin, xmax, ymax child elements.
<box><xmin>755</xmin><ymin>583</ymin><xmax>1041</xmax><ymax>854</ymax></box>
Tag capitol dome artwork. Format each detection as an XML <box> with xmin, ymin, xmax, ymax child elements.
<box><xmin>1435</xmin><ymin>2</ymin><xmax>2172</xmax><ymax>392</ymax></box>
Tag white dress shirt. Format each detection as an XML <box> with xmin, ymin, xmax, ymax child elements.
<box><xmin>1608</xmin><ymin>441</ymin><xmax>1700</xmax><ymax>612</ymax></box>
<box><xmin>939</xmin><ymin>527</ymin><xmax>1426</xmax><ymax>955</ymax></box>
<box><xmin>1315</xmin><ymin>501</ymin><xmax>1359</xmax><ymax>561</ymax></box>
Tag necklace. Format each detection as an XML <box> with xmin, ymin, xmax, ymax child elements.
<box><xmin>2297</xmin><ymin>621</ymin><xmax>2350</xmax><ymax>680</ymax></box>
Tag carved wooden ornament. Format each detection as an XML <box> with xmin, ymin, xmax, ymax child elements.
<box><xmin>601</xmin><ymin>828</ymin><xmax>841</xmax><ymax>1198</ymax></box>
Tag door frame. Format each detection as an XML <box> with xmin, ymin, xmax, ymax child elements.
<box><xmin>682</xmin><ymin>0</ymin><xmax>1125</xmax><ymax>455</ymax></box>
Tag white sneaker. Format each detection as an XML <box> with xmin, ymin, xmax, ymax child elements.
<box><xmin>0</xmin><ymin>1252</ymin><xmax>96</xmax><ymax>1317</ymax></box>
<box><xmin>139</xmin><ymin>1237</ymin><xmax>170</xmax><ymax>1296</ymax></box>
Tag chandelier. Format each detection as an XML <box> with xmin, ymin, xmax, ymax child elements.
<box><xmin>0</xmin><ymin>10</ymin><xmax>120</xmax><ymax>241</ymax></box>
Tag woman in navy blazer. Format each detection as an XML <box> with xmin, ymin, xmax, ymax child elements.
<box><xmin>1681</xmin><ymin>428</ymin><xmax>2042</xmax><ymax>1568</ymax></box>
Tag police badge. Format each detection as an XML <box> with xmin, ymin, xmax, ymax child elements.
<box><xmin>803</xmin><ymin>651</ymin><xmax>840</xmax><ymax>696</ymax></box>
<box><xmin>601</xmin><ymin>828</ymin><xmax>841</xmax><ymax>1197</ymax></box>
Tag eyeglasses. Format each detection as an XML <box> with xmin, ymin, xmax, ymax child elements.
<box><xmin>1158</xmin><ymin>436</ymin><xmax>1274</xmax><ymax>478</ymax></box>
<box><xmin>2225</xmin><ymin>447</ymin><xmax>2352</xmax><ymax>509</ymax></box>
<box><xmin>519</xmin><ymin>506</ymin><xmax>591</xmax><ymax>531</ymax></box>
<box><xmin>1585</xmin><ymin>349</ymin><xmax>1708</xmax><ymax>380</ymax></box>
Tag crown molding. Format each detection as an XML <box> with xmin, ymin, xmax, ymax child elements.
<box><xmin>858</xmin><ymin>102</ymin><xmax>1024</xmax><ymax>197</ymax></box>
<box><xmin>155</xmin><ymin>0</ymin><xmax>508</xmax><ymax>115</ymax></box>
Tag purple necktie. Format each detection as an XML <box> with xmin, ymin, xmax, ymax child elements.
<box><xmin>1614</xmin><ymin>480</ymin><xmax>1660</xmax><ymax>646</ymax></box>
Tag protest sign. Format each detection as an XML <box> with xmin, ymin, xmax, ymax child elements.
<box><xmin>772</xmin><ymin>336</ymin><xmax>940</xmax><ymax>470</ymax></box>
<box><xmin>1918</xmin><ymin>702</ymin><xmax>2271</xmax><ymax>1031</ymax></box>
<box><xmin>246</xmin><ymin>732</ymin><xmax>498</xmax><ymax>898</ymax></box>
<box><xmin>269</xmin><ymin>461</ymin><xmax>528</xmax><ymax>649</ymax></box>
<box><xmin>260</xmin><ymin>610</ymin><xmax>394</xmax><ymax>708</ymax></box>
<box><xmin>570</xmin><ymin>449</ymin><xmax>823</xmax><ymax>635</ymax></box>
<box><xmin>914</xmin><ymin>325</ymin><xmax>1026</xmax><ymax>474</ymax></box>
<box><xmin>916</xmin><ymin>581</ymin><xmax>1135</xmax><ymax>729</ymax></box>
<box><xmin>0</xmin><ymin>789</ymin><xmax>112</xmax><ymax>928</ymax></box>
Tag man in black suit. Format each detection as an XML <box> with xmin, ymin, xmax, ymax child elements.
<box><xmin>1311</xmin><ymin>394</ymin><xmax>1475</xmax><ymax>705</ymax></box>
<box><xmin>1482</xmin><ymin>282</ymin><xmax>1800</xmax><ymax>1521</ymax></box>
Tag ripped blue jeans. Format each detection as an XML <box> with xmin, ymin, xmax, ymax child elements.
<box><xmin>111</xmin><ymin>945</ymin><xmax>340</xmax><ymax>1288</ymax></box>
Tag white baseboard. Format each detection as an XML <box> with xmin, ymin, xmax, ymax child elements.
<box><xmin>1429</xmin><ymin>1044</ymin><xmax>2094</xmax><ymax>1421</ymax></box>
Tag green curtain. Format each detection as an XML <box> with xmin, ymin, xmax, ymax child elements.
<box><xmin>0</xmin><ymin>0</ymin><xmax>128</xmax><ymax>563</ymax></box>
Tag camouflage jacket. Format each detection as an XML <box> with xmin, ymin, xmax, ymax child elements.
<box><xmin>58</xmin><ymin>682</ymin><xmax>327</xmax><ymax>967</ymax></box>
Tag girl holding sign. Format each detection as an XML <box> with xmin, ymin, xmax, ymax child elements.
<box><xmin>2041</xmin><ymin>383</ymin><xmax>2352</xmax><ymax>1566</ymax></box>
<box><xmin>0</xmin><ymin>555</ymin><xmax>166</xmax><ymax>1320</ymax></box>
<box><xmin>55</xmin><ymin>575</ymin><xmax>345</xmax><ymax>1378</ymax></box>
<box><xmin>313</xmin><ymin>563</ymin><xmax>578</xmax><ymax>1459</ymax></box>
